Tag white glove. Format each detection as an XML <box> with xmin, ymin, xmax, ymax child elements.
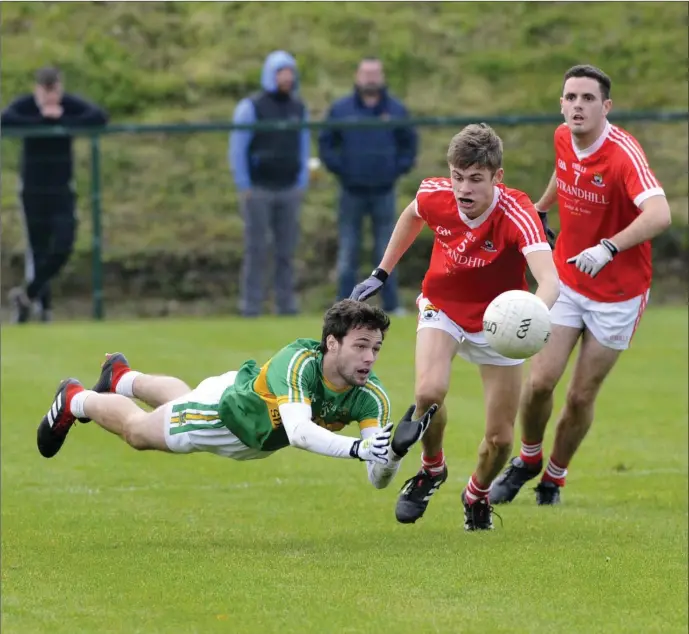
<box><xmin>566</xmin><ymin>239</ymin><xmax>619</xmax><ymax>278</ymax></box>
<box><xmin>350</xmin><ymin>422</ymin><xmax>393</xmax><ymax>465</ymax></box>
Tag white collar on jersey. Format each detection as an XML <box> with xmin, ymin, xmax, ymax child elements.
<box><xmin>457</xmin><ymin>185</ymin><xmax>500</xmax><ymax>229</ymax></box>
<box><xmin>571</xmin><ymin>120</ymin><xmax>611</xmax><ymax>161</ymax></box>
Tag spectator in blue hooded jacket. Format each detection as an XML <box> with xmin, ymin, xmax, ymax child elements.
<box><xmin>229</xmin><ymin>50</ymin><xmax>310</xmax><ymax>317</ymax></box>
<box><xmin>319</xmin><ymin>58</ymin><xmax>418</xmax><ymax>314</ymax></box>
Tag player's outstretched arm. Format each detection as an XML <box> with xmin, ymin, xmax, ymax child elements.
<box><xmin>525</xmin><ymin>250</ymin><xmax>560</xmax><ymax>309</ymax></box>
<box><xmin>278</xmin><ymin>403</ymin><xmax>392</xmax><ymax>463</ymax></box>
<box><xmin>350</xmin><ymin>200</ymin><xmax>425</xmax><ymax>301</ymax></box>
<box><xmin>377</xmin><ymin>200</ymin><xmax>426</xmax><ymax>273</ymax></box>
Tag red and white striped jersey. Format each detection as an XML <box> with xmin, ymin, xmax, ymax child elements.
<box><xmin>414</xmin><ymin>178</ymin><xmax>550</xmax><ymax>333</ymax></box>
<box><xmin>553</xmin><ymin>121</ymin><xmax>665</xmax><ymax>302</ymax></box>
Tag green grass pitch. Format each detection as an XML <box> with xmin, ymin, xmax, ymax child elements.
<box><xmin>2</xmin><ymin>308</ymin><xmax>687</xmax><ymax>633</ymax></box>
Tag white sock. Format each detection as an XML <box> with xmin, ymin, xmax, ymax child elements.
<box><xmin>115</xmin><ymin>371</ymin><xmax>141</xmax><ymax>398</ymax></box>
<box><xmin>70</xmin><ymin>390</ymin><xmax>96</xmax><ymax>419</ymax></box>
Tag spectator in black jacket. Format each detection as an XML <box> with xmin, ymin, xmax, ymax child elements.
<box><xmin>1</xmin><ymin>66</ymin><xmax>108</xmax><ymax>323</ymax></box>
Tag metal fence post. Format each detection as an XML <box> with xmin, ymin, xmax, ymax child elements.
<box><xmin>90</xmin><ymin>134</ymin><xmax>104</xmax><ymax>320</ymax></box>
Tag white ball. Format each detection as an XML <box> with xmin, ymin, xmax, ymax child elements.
<box><xmin>482</xmin><ymin>290</ymin><xmax>552</xmax><ymax>359</ymax></box>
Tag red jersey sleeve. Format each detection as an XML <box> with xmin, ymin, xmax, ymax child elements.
<box><xmin>611</xmin><ymin>130</ymin><xmax>665</xmax><ymax>208</ymax></box>
<box><xmin>414</xmin><ymin>177</ymin><xmax>452</xmax><ymax>222</ymax></box>
<box><xmin>500</xmin><ymin>188</ymin><xmax>552</xmax><ymax>255</ymax></box>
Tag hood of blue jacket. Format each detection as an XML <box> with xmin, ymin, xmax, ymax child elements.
<box><xmin>261</xmin><ymin>50</ymin><xmax>299</xmax><ymax>93</ymax></box>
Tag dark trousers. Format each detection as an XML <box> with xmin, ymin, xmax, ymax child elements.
<box><xmin>239</xmin><ymin>186</ymin><xmax>302</xmax><ymax>316</ymax></box>
<box><xmin>20</xmin><ymin>190</ymin><xmax>77</xmax><ymax>311</ymax></box>
<box><xmin>336</xmin><ymin>188</ymin><xmax>399</xmax><ymax>312</ymax></box>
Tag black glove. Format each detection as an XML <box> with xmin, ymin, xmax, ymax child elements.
<box><xmin>349</xmin><ymin>268</ymin><xmax>389</xmax><ymax>302</ymax></box>
<box><xmin>391</xmin><ymin>403</ymin><xmax>439</xmax><ymax>457</ymax></box>
<box><xmin>538</xmin><ymin>211</ymin><xmax>557</xmax><ymax>250</ymax></box>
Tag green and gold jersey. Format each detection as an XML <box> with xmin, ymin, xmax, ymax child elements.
<box><xmin>218</xmin><ymin>338</ymin><xmax>391</xmax><ymax>452</ymax></box>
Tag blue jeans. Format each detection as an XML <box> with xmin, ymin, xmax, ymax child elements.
<box><xmin>336</xmin><ymin>188</ymin><xmax>399</xmax><ymax>312</ymax></box>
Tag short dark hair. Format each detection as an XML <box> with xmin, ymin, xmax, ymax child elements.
<box><xmin>320</xmin><ymin>299</ymin><xmax>390</xmax><ymax>352</ymax></box>
<box><xmin>447</xmin><ymin>123</ymin><xmax>503</xmax><ymax>174</ymax></box>
<box><xmin>563</xmin><ymin>64</ymin><xmax>611</xmax><ymax>100</ymax></box>
<box><xmin>35</xmin><ymin>66</ymin><xmax>62</xmax><ymax>88</ymax></box>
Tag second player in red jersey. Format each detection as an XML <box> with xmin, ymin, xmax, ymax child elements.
<box><xmin>350</xmin><ymin>123</ymin><xmax>559</xmax><ymax>530</ymax></box>
<box><xmin>491</xmin><ymin>65</ymin><xmax>671</xmax><ymax>507</ymax></box>
<box><xmin>552</xmin><ymin>120</ymin><xmax>664</xmax><ymax>302</ymax></box>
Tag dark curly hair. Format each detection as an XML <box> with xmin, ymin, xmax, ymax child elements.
<box><xmin>319</xmin><ymin>299</ymin><xmax>391</xmax><ymax>352</ymax></box>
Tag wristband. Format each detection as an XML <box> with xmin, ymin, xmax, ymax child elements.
<box><xmin>371</xmin><ymin>268</ymin><xmax>389</xmax><ymax>283</ymax></box>
<box><xmin>349</xmin><ymin>439</ymin><xmax>364</xmax><ymax>461</ymax></box>
<box><xmin>600</xmin><ymin>239</ymin><xmax>619</xmax><ymax>257</ymax></box>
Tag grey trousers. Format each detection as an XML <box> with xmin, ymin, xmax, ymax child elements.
<box><xmin>239</xmin><ymin>186</ymin><xmax>302</xmax><ymax>316</ymax></box>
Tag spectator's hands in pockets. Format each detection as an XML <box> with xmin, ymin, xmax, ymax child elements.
<box><xmin>391</xmin><ymin>404</ymin><xmax>438</xmax><ymax>457</ymax></box>
<box><xmin>349</xmin><ymin>268</ymin><xmax>389</xmax><ymax>302</ymax></box>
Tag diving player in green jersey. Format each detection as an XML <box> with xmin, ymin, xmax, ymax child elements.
<box><xmin>37</xmin><ymin>300</ymin><xmax>437</xmax><ymax>491</ymax></box>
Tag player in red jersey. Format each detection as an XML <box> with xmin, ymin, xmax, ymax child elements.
<box><xmin>350</xmin><ymin>124</ymin><xmax>560</xmax><ymax>530</ymax></box>
<box><xmin>490</xmin><ymin>65</ymin><xmax>672</xmax><ymax>506</ymax></box>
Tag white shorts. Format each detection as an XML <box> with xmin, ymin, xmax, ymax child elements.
<box><xmin>416</xmin><ymin>295</ymin><xmax>523</xmax><ymax>367</ymax></box>
<box><xmin>164</xmin><ymin>371</ymin><xmax>273</xmax><ymax>461</ymax></box>
<box><xmin>550</xmin><ymin>282</ymin><xmax>649</xmax><ymax>351</ymax></box>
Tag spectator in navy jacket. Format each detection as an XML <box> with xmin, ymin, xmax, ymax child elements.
<box><xmin>319</xmin><ymin>58</ymin><xmax>418</xmax><ymax>314</ymax></box>
<box><xmin>229</xmin><ymin>51</ymin><xmax>310</xmax><ymax>317</ymax></box>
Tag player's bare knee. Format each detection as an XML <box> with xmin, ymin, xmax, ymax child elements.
<box><xmin>415</xmin><ymin>384</ymin><xmax>446</xmax><ymax>410</ymax></box>
<box><xmin>565</xmin><ymin>385</ymin><xmax>596</xmax><ymax>413</ymax></box>
<box><xmin>122</xmin><ymin>428</ymin><xmax>146</xmax><ymax>450</ymax></box>
<box><xmin>122</xmin><ymin>420</ymin><xmax>154</xmax><ymax>450</ymax></box>
<box><xmin>527</xmin><ymin>371</ymin><xmax>558</xmax><ymax>400</ymax></box>
<box><xmin>486</xmin><ymin>428</ymin><xmax>513</xmax><ymax>452</ymax></box>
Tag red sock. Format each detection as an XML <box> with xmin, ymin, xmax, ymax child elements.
<box><xmin>542</xmin><ymin>456</ymin><xmax>568</xmax><ymax>487</ymax></box>
<box><xmin>421</xmin><ymin>450</ymin><xmax>445</xmax><ymax>477</ymax></box>
<box><xmin>106</xmin><ymin>354</ymin><xmax>130</xmax><ymax>388</ymax></box>
<box><xmin>464</xmin><ymin>473</ymin><xmax>490</xmax><ymax>505</ymax></box>
<box><xmin>519</xmin><ymin>440</ymin><xmax>543</xmax><ymax>467</ymax></box>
